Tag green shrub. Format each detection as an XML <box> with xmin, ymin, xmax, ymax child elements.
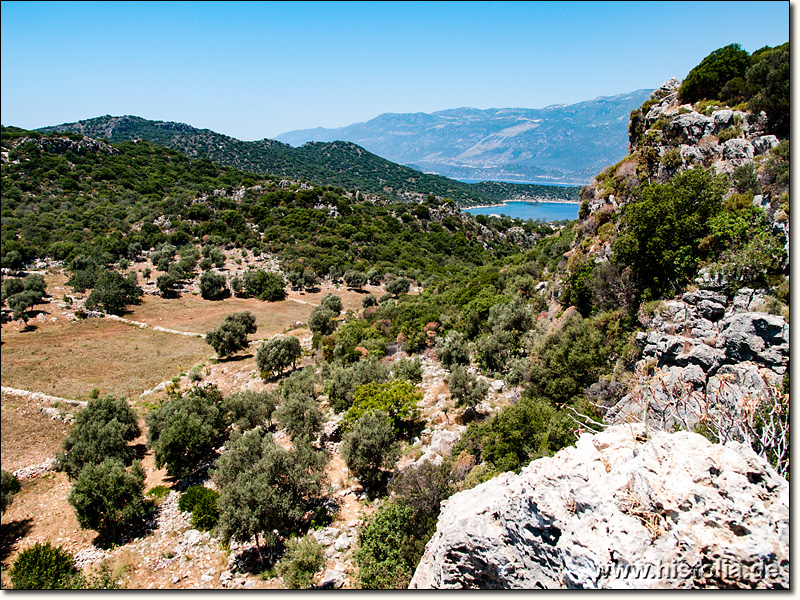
<box><xmin>275</xmin><ymin>535</ymin><xmax>326</xmax><ymax>589</ymax></box>
<box><xmin>344</xmin><ymin>380</ymin><xmax>422</xmax><ymax>438</ymax></box>
<box><xmin>679</xmin><ymin>43</ymin><xmax>750</xmax><ymax>104</ymax></box>
<box><xmin>10</xmin><ymin>542</ymin><xmax>81</xmax><ymax>589</ymax></box>
<box><xmin>179</xmin><ymin>485</ymin><xmax>216</xmax><ymax>513</ymax></box>
<box><xmin>355</xmin><ymin>502</ymin><xmax>417</xmax><ymax>589</ymax></box>
<box><xmin>454</xmin><ymin>395</ymin><xmax>574</xmax><ymax>474</ymax></box>
<box><xmin>717</xmin><ymin>125</ymin><xmax>742</xmax><ymax>142</ymax></box>
<box><xmin>659</xmin><ymin>147</ymin><xmax>682</xmax><ymax>170</ymax></box>
<box><xmin>190</xmin><ymin>489</ymin><xmax>220</xmax><ymax>531</ymax></box>
<box><xmin>1</xmin><ymin>469</ymin><xmax>22</xmax><ymax>513</ymax></box>
<box><xmin>146</xmin><ymin>485</ymin><xmax>170</xmax><ymax>499</ymax></box>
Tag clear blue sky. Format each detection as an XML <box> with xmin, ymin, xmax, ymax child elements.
<box><xmin>0</xmin><ymin>1</ymin><xmax>790</xmax><ymax>140</ymax></box>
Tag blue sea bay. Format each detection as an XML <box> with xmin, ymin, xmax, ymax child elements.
<box><xmin>464</xmin><ymin>201</ymin><xmax>579</xmax><ymax>222</ymax></box>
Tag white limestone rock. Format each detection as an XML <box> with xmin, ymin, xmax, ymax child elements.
<box><xmin>410</xmin><ymin>425</ymin><xmax>788</xmax><ymax>589</ymax></box>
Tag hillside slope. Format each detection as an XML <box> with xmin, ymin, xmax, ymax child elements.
<box><xmin>276</xmin><ymin>90</ymin><xmax>654</xmax><ymax>184</ymax></box>
<box><xmin>37</xmin><ymin>116</ymin><xmax>579</xmax><ymax>207</ymax></box>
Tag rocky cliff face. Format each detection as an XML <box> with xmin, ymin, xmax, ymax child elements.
<box><xmin>410</xmin><ymin>424</ymin><xmax>788</xmax><ymax>589</ymax></box>
<box><xmin>580</xmin><ymin>78</ymin><xmax>788</xmax><ymax>259</ymax></box>
<box><xmin>606</xmin><ymin>288</ymin><xmax>788</xmax><ymax>452</ymax></box>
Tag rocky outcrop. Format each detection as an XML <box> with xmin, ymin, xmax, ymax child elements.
<box><xmin>606</xmin><ymin>288</ymin><xmax>788</xmax><ymax>433</ymax></box>
<box><xmin>409</xmin><ymin>424</ymin><xmax>788</xmax><ymax>589</ymax></box>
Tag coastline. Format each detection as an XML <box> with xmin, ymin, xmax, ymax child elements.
<box><xmin>462</xmin><ymin>200</ymin><xmax>581</xmax><ymax>210</ymax></box>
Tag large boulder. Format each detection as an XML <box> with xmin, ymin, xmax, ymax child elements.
<box><xmin>716</xmin><ymin>312</ymin><xmax>789</xmax><ymax>370</ymax></box>
<box><xmin>409</xmin><ymin>425</ymin><xmax>788</xmax><ymax>589</ymax></box>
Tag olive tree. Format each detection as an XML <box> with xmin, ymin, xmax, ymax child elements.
<box><xmin>54</xmin><ymin>394</ymin><xmax>141</xmax><ymax>479</ymax></box>
<box><xmin>256</xmin><ymin>336</ymin><xmax>302</xmax><ymax>379</ymax></box>
<box><xmin>344</xmin><ymin>270</ymin><xmax>367</xmax><ymax>290</ymax></box>
<box><xmin>340</xmin><ymin>410</ymin><xmax>400</xmax><ymax>488</ymax></box>
<box><xmin>146</xmin><ymin>385</ymin><xmax>227</xmax><ymax>478</ymax></box>
<box><xmin>68</xmin><ymin>458</ymin><xmax>146</xmax><ymax>540</ymax></box>
<box><xmin>199</xmin><ymin>271</ymin><xmax>229</xmax><ymax>300</ymax></box>
<box><xmin>308</xmin><ymin>306</ymin><xmax>337</xmax><ymax>336</ymax></box>
<box><xmin>213</xmin><ymin>428</ymin><xmax>326</xmax><ymax>563</ymax></box>
<box><xmin>321</xmin><ymin>293</ymin><xmax>343</xmax><ymax>316</ymax></box>
<box><xmin>206</xmin><ymin>311</ymin><xmax>257</xmax><ymax>358</ymax></box>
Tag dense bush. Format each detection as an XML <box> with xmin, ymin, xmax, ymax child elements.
<box><xmin>275</xmin><ymin>535</ymin><xmax>326</xmax><ymax>589</ymax></box>
<box><xmin>679</xmin><ymin>43</ymin><xmax>751</xmax><ymax>105</ymax></box>
<box><xmin>527</xmin><ymin>313</ymin><xmax>610</xmax><ymax>406</ymax></box>
<box><xmin>1</xmin><ymin>469</ymin><xmax>21</xmax><ymax>513</ymax></box>
<box><xmin>10</xmin><ymin>542</ymin><xmax>81</xmax><ymax>589</ymax></box>
<box><xmin>55</xmin><ymin>394</ymin><xmax>141</xmax><ymax>479</ymax></box>
<box><xmin>354</xmin><ymin>502</ymin><xmax>417</xmax><ymax>589</ymax></box>
<box><xmin>454</xmin><ymin>395</ymin><xmax>574</xmax><ymax>474</ymax></box>
<box><xmin>178</xmin><ymin>484</ymin><xmax>215</xmax><ymax>513</ymax></box>
<box><xmin>613</xmin><ymin>167</ymin><xmax>726</xmax><ymax>298</ymax></box>
<box><xmin>746</xmin><ymin>42</ymin><xmax>789</xmax><ymax>138</ymax></box>
<box><xmin>344</xmin><ymin>380</ymin><xmax>422</xmax><ymax>438</ymax></box>
<box><xmin>192</xmin><ymin>486</ymin><xmax>219</xmax><ymax>531</ymax></box>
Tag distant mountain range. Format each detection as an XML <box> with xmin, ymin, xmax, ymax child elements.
<box><xmin>38</xmin><ymin>116</ymin><xmax>581</xmax><ymax>206</ymax></box>
<box><xmin>276</xmin><ymin>90</ymin><xmax>654</xmax><ymax>184</ymax></box>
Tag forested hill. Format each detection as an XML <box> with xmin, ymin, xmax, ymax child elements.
<box><xmin>0</xmin><ymin>125</ymin><xmax>559</xmax><ymax>271</ymax></box>
<box><xmin>37</xmin><ymin>116</ymin><xmax>579</xmax><ymax>206</ymax></box>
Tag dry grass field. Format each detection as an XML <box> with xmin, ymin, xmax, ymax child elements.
<box><xmin>0</xmin><ymin>271</ymin><xmax>387</xmax><ymax>588</ymax></box>
<box><xmin>1</xmin><ymin>318</ymin><xmax>213</xmax><ymax>402</ymax></box>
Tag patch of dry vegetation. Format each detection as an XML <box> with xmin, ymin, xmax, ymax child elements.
<box><xmin>1</xmin><ymin>318</ymin><xmax>212</xmax><ymax>401</ymax></box>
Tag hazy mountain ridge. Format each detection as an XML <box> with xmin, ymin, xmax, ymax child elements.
<box><xmin>276</xmin><ymin>90</ymin><xmax>655</xmax><ymax>183</ymax></box>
